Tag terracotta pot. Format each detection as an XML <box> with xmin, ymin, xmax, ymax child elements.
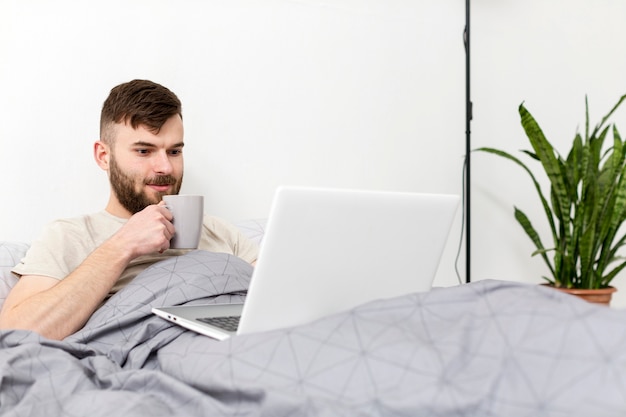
<box><xmin>543</xmin><ymin>285</ymin><xmax>617</xmax><ymax>306</ymax></box>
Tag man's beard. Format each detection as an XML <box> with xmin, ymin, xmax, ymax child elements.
<box><xmin>109</xmin><ymin>154</ymin><xmax>183</xmax><ymax>214</ymax></box>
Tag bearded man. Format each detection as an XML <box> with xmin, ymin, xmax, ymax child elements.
<box><xmin>0</xmin><ymin>80</ymin><xmax>258</xmax><ymax>340</ymax></box>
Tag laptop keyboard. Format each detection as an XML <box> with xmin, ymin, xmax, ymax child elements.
<box><xmin>197</xmin><ymin>315</ymin><xmax>240</xmax><ymax>332</ymax></box>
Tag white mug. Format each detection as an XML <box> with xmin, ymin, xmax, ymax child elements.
<box><xmin>163</xmin><ymin>195</ymin><xmax>204</xmax><ymax>249</ymax></box>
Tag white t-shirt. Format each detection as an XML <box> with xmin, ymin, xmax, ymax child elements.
<box><xmin>12</xmin><ymin>211</ymin><xmax>258</xmax><ymax>296</ymax></box>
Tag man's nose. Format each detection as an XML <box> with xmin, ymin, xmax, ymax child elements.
<box><xmin>153</xmin><ymin>151</ymin><xmax>174</xmax><ymax>174</ymax></box>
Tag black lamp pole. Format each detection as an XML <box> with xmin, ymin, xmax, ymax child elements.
<box><xmin>464</xmin><ymin>0</ymin><xmax>472</xmax><ymax>283</ymax></box>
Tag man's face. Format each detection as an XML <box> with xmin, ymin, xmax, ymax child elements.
<box><xmin>106</xmin><ymin>115</ymin><xmax>185</xmax><ymax>215</ymax></box>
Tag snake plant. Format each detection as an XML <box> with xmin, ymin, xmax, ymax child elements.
<box><xmin>478</xmin><ymin>94</ymin><xmax>626</xmax><ymax>289</ymax></box>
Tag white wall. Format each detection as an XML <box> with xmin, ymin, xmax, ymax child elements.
<box><xmin>1</xmin><ymin>1</ymin><xmax>626</xmax><ymax>304</ymax></box>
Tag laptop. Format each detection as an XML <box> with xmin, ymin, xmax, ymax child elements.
<box><xmin>152</xmin><ymin>186</ymin><xmax>459</xmax><ymax>340</ymax></box>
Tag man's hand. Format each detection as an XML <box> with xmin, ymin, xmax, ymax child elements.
<box><xmin>111</xmin><ymin>203</ymin><xmax>175</xmax><ymax>257</ymax></box>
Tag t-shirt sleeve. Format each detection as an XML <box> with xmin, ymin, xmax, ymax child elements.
<box><xmin>201</xmin><ymin>216</ymin><xmax>259</xmax><ymax>264</ymax></box>
<box><xmin>11</xmin><ymin>219</ymin><xmax>94</xmax><ymax>280</ymax></box>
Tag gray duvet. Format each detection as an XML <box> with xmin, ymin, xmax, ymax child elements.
<box><xmin>1</xmin><ymin>250</ymin><xmax>626</xmax><ymax>416</ymax></box>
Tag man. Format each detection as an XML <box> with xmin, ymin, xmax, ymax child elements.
<box><xmin>0</xmin><ymin>80</ymin><xmax>258</xmax><ymax>340</ymax></box>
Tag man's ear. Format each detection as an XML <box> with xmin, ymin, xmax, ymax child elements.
<box><xmin>94</xmin><ymin>141</ymin><xmax>110</xmax><ymax>170</ymax></box>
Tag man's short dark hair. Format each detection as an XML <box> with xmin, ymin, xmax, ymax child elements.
<box><xmin>100</xmin><ymin>79</ymin><xmax>182</xmax><ymax>143</ymax></box>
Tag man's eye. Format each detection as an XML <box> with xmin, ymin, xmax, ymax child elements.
<box><xmin>169</xmin><ymin>149</ymin><xmax>183</xmax><ymax>156</ymax></box>
<box><xmin>136</xmin><ymin>149</ymin><xmax>150</xmax><ymax>155</ymax></box>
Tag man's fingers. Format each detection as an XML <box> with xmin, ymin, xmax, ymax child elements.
<box><xmin>156</xmin><ymin>201</ymin><xmax>174</xmax><ymax>221</ymax></box>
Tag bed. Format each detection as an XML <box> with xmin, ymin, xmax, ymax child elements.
<box><xmin>1</xmin><ymin>220</ymin><xmax>626</xmax><ymax>417</ymax></box>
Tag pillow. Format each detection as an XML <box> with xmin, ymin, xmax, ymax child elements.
<box><xmin>0</xmin><ymin>242</ymin><xmax>29</xmax><ymax>304</ymax></box>
<box><xmin>234</xmin><ymin>218</ymin><xmax>266</xmax><ymax>245</ymax></box>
